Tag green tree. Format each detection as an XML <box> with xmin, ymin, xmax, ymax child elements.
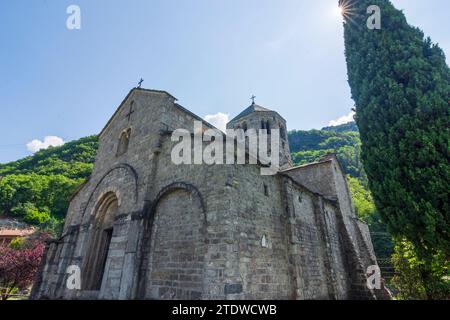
<box><xmin>341</xmin><ymin>0</ymin><xmax>450</xmax><ymax>260</ymax></box>
<box><xmin>0</xmin><ymin>174</ymin><xmax>82</xmax><ymax>222</ymax></box>
<box><xmin>348</xmin><ymin>176</ymin><xmax>375</xmax><ymax>221</ymax></box>
<box><xmin>348</xmin><ymin>177</ymin><xmax>394</xmax><ymax>264</ymax></box>
<box><xmin>391</xmin><ymin>239</ymin><xmax>449</xmax><ymax>300</ymax></box>
<box><xmin>0</xmin><ymin>174</ymin><xmax>45</xmax><ymax>215</ymax></box>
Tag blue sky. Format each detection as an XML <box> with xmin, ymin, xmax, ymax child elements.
<box><xmin>1</xmin><ymin>0</ymin><xmax>449</xmax><ymax>163</ymax></box>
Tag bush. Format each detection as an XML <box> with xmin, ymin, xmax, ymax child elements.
<box><xmin>391</xmin><ymin>239</ymin><xmax>450</xmax><ymax>300</ymax></box>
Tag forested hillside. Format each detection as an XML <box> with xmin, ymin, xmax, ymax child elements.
<box><xmin>289</xmin><ymin>122</ymin><xmax>365</xmax><ymax>180</ymax></box>
<box><xmin>0</xmin><ymin>136</ymin><xmax>98</xmax><ymax>235</ymax></box>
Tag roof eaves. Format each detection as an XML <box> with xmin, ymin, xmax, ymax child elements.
<box><xmin>99</xmin><ymin>88</ymin><xmax>178</xmax><ymax>138</ymax></box>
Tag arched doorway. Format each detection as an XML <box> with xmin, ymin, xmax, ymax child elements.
<box><xmin>83</xmin><ymin>192</ymin><xmax>118</xmax><ymax>290</ymax></box>
<box><xmin>145</xmin><ymin>187</ymin><xmax>206</xmax><ymax>299</ymax></box>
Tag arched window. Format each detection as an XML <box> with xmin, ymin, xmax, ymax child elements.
<box><xmin>117</xmin><ymin>128</ymin><xmax>131</xmax><ymax>156</ymax></box>
<box><xmin>261</xmin><ymin>120</ymin><xmax>266</xmax><ymax>130</ymax></box>
<box><xmin>266</xmin><ymin>121</ymin><xmax>271</xmax><ymax>134</ymax></box>
<box><xmin>83</xmin><ymin>192</ymin><xmax>118</xmax><ymax>290</ymax></box>
<box><xmin>242</xmin><ymin>121</ymin><xmax>248</xmax><ymax>131</ymax></box>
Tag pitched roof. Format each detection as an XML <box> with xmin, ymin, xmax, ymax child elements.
<box><xmin>0</xmin><ymin>229</ymin><xmax>35</xmax><ymax>237</ymax></box>
<box><xmin>99</xmin><ymin>87</ymin><xmax>177</xmax><ymax>138</ymax></box>
<box><xmin>0</xmin><ymin>219</ymin><xmax>35</xmax><ymax>237</ymax></box>
<box><xmin>229</xmin><ymin>103</ymin><xmax>272</xmax><ymax>123</ymax></box>
<box><xmin>279</xmin><ymin>153</ymin><xmax>338</xmax><ymax>173</ymax></box>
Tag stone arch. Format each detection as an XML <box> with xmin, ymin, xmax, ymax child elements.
<box><xmin>140</xmin><ymin>182</ymin><xmax>207</xmax><ymax>300</ymax></box>
<box><xmin>82</xmin><ymin>192</ymin><xmax>119</xmax><ymax>290</ymax></box>
<box><xmin>81</xmin><ymin>164</ymin><xmax>138</xmax><ymax>222</ymax></box>
<box><xmin>148</xmin><ymin>182</ymin><xmax>206</xmax><ymax>221</ymax></box>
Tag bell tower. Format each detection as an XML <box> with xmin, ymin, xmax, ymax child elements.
<box><xmin>226</xmin><ymin>99</ymin><xmax>292</xmax><ymax>170</ymax></box>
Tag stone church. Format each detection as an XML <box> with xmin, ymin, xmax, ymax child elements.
<box><xmin>31</xmin><ymin>87</ymin><xmax>385</xmax><ymax>300</ymax></box>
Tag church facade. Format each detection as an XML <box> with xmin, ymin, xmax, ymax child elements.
<box><xmin>31</xmin><ymin>88</ymin><xmax>384</xmax><ymax>300</ymax></box>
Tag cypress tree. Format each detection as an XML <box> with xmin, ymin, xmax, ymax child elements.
<box><xmin>340</xmin><ymin>0</ymin><xmax>450</xmax><ymax>258</ymax></box>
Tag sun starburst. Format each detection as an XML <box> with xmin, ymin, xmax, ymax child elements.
<box><xmin>337</xmin><ymin>0</ymin><xmax>357</xmax><ymax>24</ymax></box>
<box><xmin>336</xmin><ymin>5</ymin><xmax>344</xmax><ymax>16</ymax></box>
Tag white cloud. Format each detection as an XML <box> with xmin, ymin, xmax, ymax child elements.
<box><xmin>26</xmin><ymin>136</ymin><xmax>65</xmax><ymax>153</ymax></box>
<box><xmin>203</xmin><ymin>112</ymin><xmax>229</xmax><ymax>132</ymax></box>
<box><xmin>328</xmin><ymin>111</ymin><xmax>355</xmax><ymax>127</ymax></box>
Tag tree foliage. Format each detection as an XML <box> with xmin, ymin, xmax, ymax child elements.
<box><xmin>342</xmin><ymin>0</ymin><xmax>450</xmax><ymax>259</ymax></box>
<box><xmin>0</xmin><ymin>136</ymin><xmax>98</xmax><ymax>236</ymax></box>
<box><xmin>0</xmin><ymin>234</ymin><xmax>48</xmax><ymax>300</ymax></box>
<box><xmin>348</xmin><ymin>176</ymin><xmax>375</xmax><ymax>221</ymax></box>
<box><xmin>391</xmin><ymin>239</ymin><xmax>449</xmax><ymax>300</ymax></box>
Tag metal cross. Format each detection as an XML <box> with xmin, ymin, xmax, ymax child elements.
<box><xmin>125</xmin><ymin>103</ymin><xmax>135</xmax><ymax>122</ymax></box>
<box><xmin>138</xmin><ymin>78</ymin><xmax>144</xmax><ymax>88</ymax></box>
<box><xmin>251</xmin><ymin>95</ymin><xmax>256</xmax><ymax>104</ymax></box>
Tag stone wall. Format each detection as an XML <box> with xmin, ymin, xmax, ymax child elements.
<box><xmin>281</xmin><ymin>158</ymin><xmax>378</xmax><ymax>259</ymax></box>
<box><xmin>223</xmin><ymin>164</ymin><xmax>291</xmax><ymax>299</ymax></box>
<box><xmin>280</xmin><ymin>177</ymin><xmax>355</xmax><ymax>300</ymax></box>
<box><xmin>145</xmin><ymin>189</ymin><xmax>206</xmax><ymax>299</ymax></box>
<box><xmin>323</xmin><ymin>202</ymin><xmax>351</xmax><ymax>299</ymax></box>
<box><xmin>286</xmin><ymin>181</ymin><xmax>330</xmax><ymax>299</ymax></box>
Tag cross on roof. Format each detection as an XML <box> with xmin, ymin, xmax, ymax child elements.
<box><xmin>125</xmin><ymin>103</ymin><xmax>135</xmax><ymax>122</ymax></box>
<box><xmin>138</xmin><ymin>78</ymin><xmax>144</xmax><ymax>88</ymax></box>
<box><xmin>251</xmin><ymin>95</ymin><xmax>256</xmax><ymax>104</ymax></box>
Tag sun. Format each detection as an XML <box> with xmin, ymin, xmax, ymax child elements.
<box><xmin>336</xmin><ymin>0</ymin><xmax>356</xmax><ymax>22</ymax></box>
<box><xmin>335</xmin><ymin>5</ymin><xmax>345</xmax><ymax>16</ymax></box>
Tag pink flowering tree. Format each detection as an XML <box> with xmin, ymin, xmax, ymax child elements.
<box><xmin>0</xmin><ymin>235</ymin><xmax>48</xmax><ymax>300</ymax></box>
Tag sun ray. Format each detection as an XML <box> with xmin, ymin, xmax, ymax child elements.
<box><xmin>338</xmin><ymin>0</ymin><xmax>358</xmax><ymax>23</ymax></box>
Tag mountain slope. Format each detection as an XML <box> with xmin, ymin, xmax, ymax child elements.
<box><xmin>289</xmin><ymin>122</ymin><xmax>366</xmax><ymax>181</ymax></box>
<box><xmin>0</xmin><ymin>135</ymin><xmax>98</xmax><ymax>179</ymax></box>
<box><xmin>0</xmin><ymin>136</ymin><xmax>98</xmax><ymax>234</ymax></box>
